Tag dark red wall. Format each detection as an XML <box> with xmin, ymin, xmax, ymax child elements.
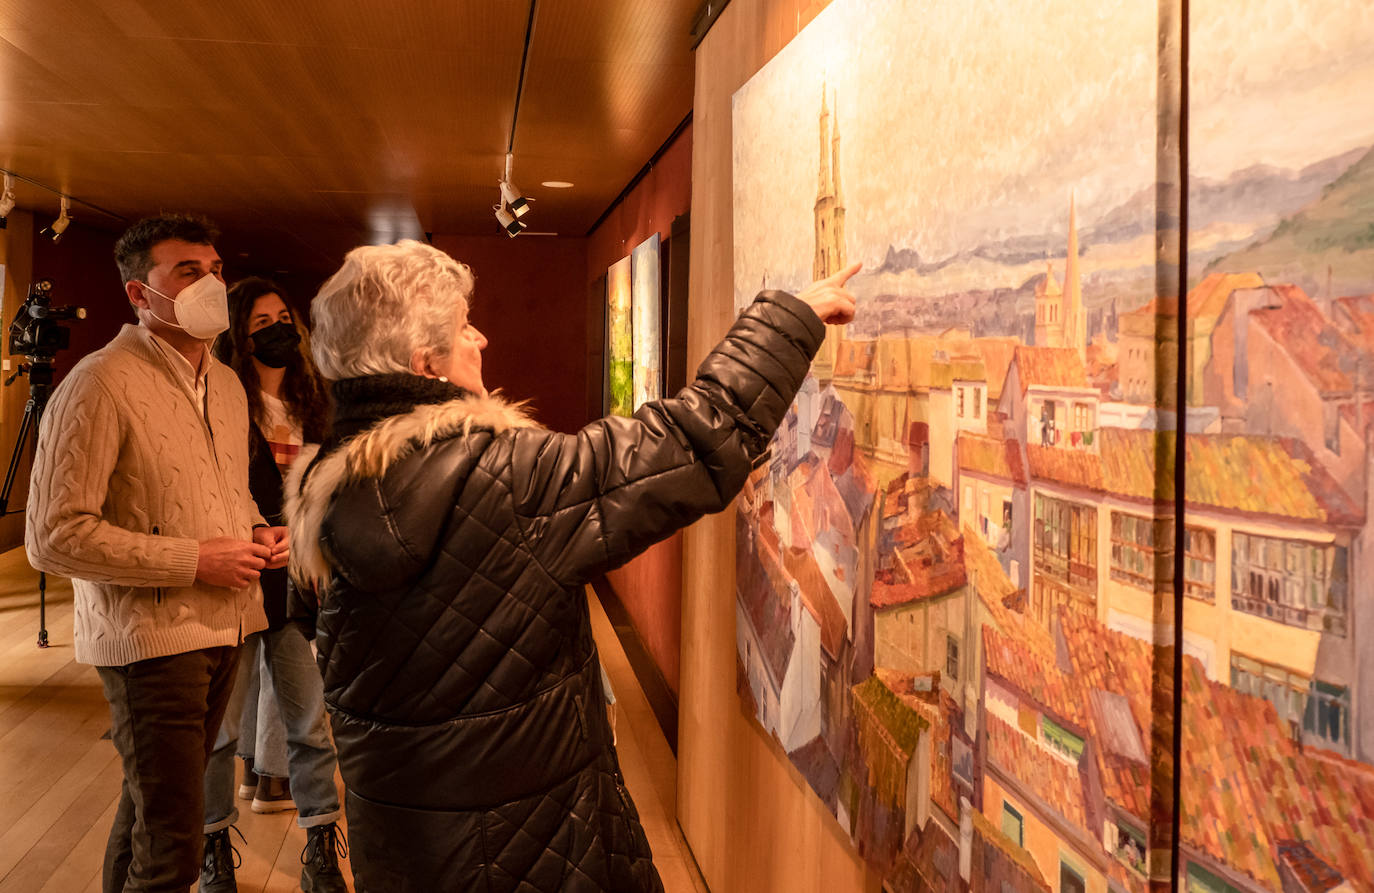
<box><xmin>584</xmin><ymin>122</ymin><xmax>693</xmax><ymax>700</ymax></box>
<box><xmin>587</xmin><ymin>121</ymin><xmax>693</xmax><ymax>284</ymax></box>
<box><xmin>430</xmin><ymin>234</ymin><xmax>589</xmax><ymax>435</ymax></box>
<box><xmin>30</xmin><ymin>222</ymin><xmax>125</xmax><ymax>385</ymax></box>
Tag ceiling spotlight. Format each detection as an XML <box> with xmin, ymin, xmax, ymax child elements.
<box><xmin>0</xmin><ymin>173</ymin><xmax>15</xmax><ymax>228</ymax></box>
<box><xmin>45</xmin><ymin>196</ymin><xmax>71</xmax><ymax>243</ymax></box>
<box><xmin>500</xmin><ymin>180</ymin><xmax>529</xmax><ymax>218</ymax></box>
<box><xmin>540</xmin><ymin>180</ymin><xmax>574</xmax><ymax>189</ymax></box>
<box><xmin>498</xmin><ymin>151</ymin><xmax>531</xmax><ymax>220</ymax></box>
<box><xmin>495</xmin><ymin>204</ymin><xmax>526</xmax><ymax>238</ymax></box>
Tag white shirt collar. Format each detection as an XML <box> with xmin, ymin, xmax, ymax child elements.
<box><xmin>142</xmin><ymin>324</ymin><xmax>210</xmax><ymax>387</ymax></box>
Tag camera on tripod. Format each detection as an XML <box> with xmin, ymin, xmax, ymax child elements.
<box><xmin>8</xmin><ymin>279</ymin><xmax>86</xmax><ymax>363</ymax></box>
<box><xmin>2</xmin><ymin>278</ymin><xmax>85</xmax><ymax>648</ymax></box>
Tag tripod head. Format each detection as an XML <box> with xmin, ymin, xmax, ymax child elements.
<box><xmin>6</xmin><ymin>279</ymin><xmax>85</xmax><ymax>399</ymax></box>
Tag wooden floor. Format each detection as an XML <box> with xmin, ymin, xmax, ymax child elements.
<box><xmin>0</xmin><ymin>547</ymin><xmax>708</xmax><ymax>893</ymax></box>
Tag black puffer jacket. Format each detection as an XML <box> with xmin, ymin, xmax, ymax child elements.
<box><xmin>285</xmin><ymin>291</ymin><xmax>824</xmax><ymax>892</ymax></box>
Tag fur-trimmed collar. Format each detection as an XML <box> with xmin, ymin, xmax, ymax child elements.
<box><xmin>284</xmin><ymin>391</ymin><xmax>541</xmax><ymax>593</ymax></box>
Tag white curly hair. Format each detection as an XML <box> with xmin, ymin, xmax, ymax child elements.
<box><xmin>309</xmin><ymin>239</ymin><xmax>475</xmax><ymax>380</ymax></box>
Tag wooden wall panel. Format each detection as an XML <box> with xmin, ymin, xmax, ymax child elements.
<box><xmin>0</xmin><ymin>210</ymin><xmax>35</xmax><ymax>552</ymax></box>
<box><xmin>605</xmin><ymin>535</ymin><xmax>683</xmax><ymax>697</ymax></box>
<box><xmin>677</xmin><ymin>0</ymin><xmax>880</xmax><ymax>890</ymax></box>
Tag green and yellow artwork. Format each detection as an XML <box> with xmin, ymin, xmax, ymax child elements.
<box><xmin>607</xmin><ymin>255</ymin><xmax>633</xmax><ymax>417</ymax></box>
<box><xmin>631</xmin><ymin>233</ymin><xmax>662</xmax><ymax>411</ymax></box>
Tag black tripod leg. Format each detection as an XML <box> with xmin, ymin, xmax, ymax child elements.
<box><xmin>31</xmin><ymin>403</ymin><xmax>48</xmax><ymax>648</ymax></box>
<box><xmin>37</xmin><ymin>572</ymin><xmax>48</xmax><ymax>648</ymax></box>
<box><xmin>2</xmin><ymin>400</ymin><xmax>47</xmax><ymax>647</ymax></box>
<box><xmin>0</xmin><ymin>404</ymin><xmax>34</xmax><ymax>515</ymax></box>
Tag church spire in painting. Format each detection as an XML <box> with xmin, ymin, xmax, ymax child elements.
<box><xmin>831</xmin><ymin>94</ymin><xmax>843</xmax><ymax>206</ymax></box>
<box><xmin>814</xmin><ymin>85</ymin><xmax>846</xmax><ymax>282</ymax></box>
<box><xmin>817</xmin><ymin>83</ymin><xmax>831</xmax><ymax>200</ymax></box>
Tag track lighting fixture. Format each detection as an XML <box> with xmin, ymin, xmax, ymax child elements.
<box><xmin>500</xmin><ymin>180</ymin><xmax>529</xmax><ymax>218</ymax></box>
<box><xmin>44</xmin><ymin>196</ymin><xmax>71</xmax><ymax>243</ymax></box>
<box><xmin>495</xmin><ymin>152</ymin><xmax>531</xmax><ymax>236</ymax></box>
<box><xmin>495</xmin><ymin>204</ymin><xmax>526</xmax><ymax>237</ymax></box>
<box><xmin>0</xmin><ymin>174</ymin><xmax>15</xmax><ymax>229</ymax></box>
<box><xmin>0</xmin><ymin>171</ymin><xmax>99</xmax><ymax>237</ymax></box>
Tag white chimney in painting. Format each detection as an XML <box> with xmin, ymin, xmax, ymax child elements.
<box><xmin>958</xmin><ymin>796</ymin><xmax>973</xmax><ymax>883</ymax></box>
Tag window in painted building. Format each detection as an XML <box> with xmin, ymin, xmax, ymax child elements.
<box><xmin>1060</xmin><ymin>862</ymin><xmax>1086</xmax><ymax>893</ymax></box>
<box><xmin>1304</xmin><ymin>679</ymin><xmax>1351</xmax><ymax>753</ymax></box>
<box><xmin>1186</xmin><ymin>864</ymin><xmax>1243</xmax><ymax>893</ymax></box>
<box><xmin>1042</xmin><ymin>716</ymin><xmax>1084</xmax><ymax>762</ymax></box>
<box><xmin>1183</xmin><ymin>526</ymin><xmax>1216</xmax><ymax>602</ymax></box>
<box><xmin>1000</xmin><ymin>802</ymin><xmax>1023</xmax><ymax>847</ymax></box>
<box><xmin>1230</xmin><ymin>652</ymin><xmax>1307</xmax><ymax>729</ymax></box>
<box><xmin>1112</xmin><ymin>820</ymin><xmax>1147</xmax><ymax>874</ymax></box>
<box><xmin>1231</xmin><ymin>533</ymin><xmax>1347</xmax><ymax>635</ymax></box>
<box><xmin>1034</xmin><ymin>493</ymin><xmax>1097</xmax><ymax>591</ymax></box>
<box><xmin>1110</xmin><ymin>512</ymin><xmax>1173</xmax><ymax>591</ymax></box>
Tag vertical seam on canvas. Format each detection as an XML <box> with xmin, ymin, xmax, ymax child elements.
<box><xmin>1172</xmin><ymin>0</ymin><xmax>1191</xmax><ymax>888</ymax></box>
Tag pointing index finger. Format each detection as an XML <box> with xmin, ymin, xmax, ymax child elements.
<box><xmin>828</xmin><ymin>260</ymin><xmax>863</xmax><ymax>288</ymax></box>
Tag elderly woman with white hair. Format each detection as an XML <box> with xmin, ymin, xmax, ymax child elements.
<box><xmin>286</xmin><ymin>239</ymin><xmax>859</xmax><ymax>892</ymax></box>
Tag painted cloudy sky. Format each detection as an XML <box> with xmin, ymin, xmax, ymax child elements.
<box><xmin>732</xmin><ymin>0</ymin><xmax>1374</xmax><ymax>304</ymax></box>
<box><xmin>1190</xmin><ymin>0</ymin><xmax>1374</xmax><ymax>180</ymax></box>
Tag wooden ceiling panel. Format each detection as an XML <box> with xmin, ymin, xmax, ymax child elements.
<box><xmin>0</xmin><ymin>101</ymin><xmax>285</xmax><ymax>158</ymax></box>
<box><xmin>2</xmin><ymin>147</ymin><xmax>324</xmax><ymax>223</ymax></box>
<box><xmin>518</xmin><ymin>61</ymin><xmax>690</xmax><ymax>156</ymax></box>
<box><xmin>284</xmin><ymin>45</ymin><xmax>520</xmax><ymax>123</ymax></box>
<box><xmin>0</xmin><ymin>0</ymin><xmax>529</xmax><ymax>51</ymax></box>
<box><xmin>0</xmin><ymin>0</ymin><xmax>129</xmax><ymax>40</ymax></box>
<box><xmin>512</xmin><ymin>0</ymin><xmax>695</xmax><ymax>220</ymax></box>
<box><xmin>532</xmin><ymin>0</ymin><xmax>697</xmax><ymax>65</ymax></box>
<box><xmin>0</xmin><ymin>34</ymin><xmax>91</xmax><ymax>102</ymax></box>
<box><xmin>1</xmin><ymin>29</ymin><xmax>229</xmax><ymax>107</ymax></box>
<box><xmin>0</xmin><ymin>0</ymin><xmax>698</xmax><ymax>272</ymax></box>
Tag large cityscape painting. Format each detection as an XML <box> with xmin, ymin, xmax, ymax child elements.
<box><xmin>731</xmin><ymin>0</ymin><xmax>1374</xmax><ymax>890</ymax></box>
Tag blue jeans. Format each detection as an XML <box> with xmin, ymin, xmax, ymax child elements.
<box><xmin>204</xmin><ymin>625</ymin><xmax>341</xmax><ymax>830</ymax></box>
<box><xmin>235</xmin><ymin>636</ymin><xmax>290</xmax><ymax>777</ymax></box>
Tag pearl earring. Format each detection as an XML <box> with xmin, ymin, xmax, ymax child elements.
<box><xmin>438</xmin><ymin>376</ymin><xmax>449</xmax><ymax>383</ymax></box>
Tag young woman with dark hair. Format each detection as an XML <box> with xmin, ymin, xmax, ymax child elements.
<box><xmin>201</xmin><ymin>278</ymin><xmax>346</xmax><ymax>893</ymax></box>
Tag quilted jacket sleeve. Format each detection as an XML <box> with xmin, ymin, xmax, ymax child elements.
<box><xmin>509</xmin><ymin>290</ymin><xmax>824</xmax><ymax>586</ymax></box>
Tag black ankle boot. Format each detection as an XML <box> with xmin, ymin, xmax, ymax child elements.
<box><xmin>199</xmin><ymin>827</ymin><xmax>241</xmax><ymax>893</ymax></box>
<box><xmin>301</xmin><ymin>822</ymin><xmax>348</xmax><ymax>893</ymax></box>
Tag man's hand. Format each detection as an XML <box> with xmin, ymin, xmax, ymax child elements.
<box><xmin>196</xmin><ymin>537</ymin><xmax>271</xmax><ymax>589</ymax></box>
<box><xmin>796</xmin><ymin>261</ymin><xmax>862</xmax><ymax>325</ymax></box>
<box><xmin>253</xmin><ymin>526</ymin><xmax>290</xmax><ymax>570</ymax></box>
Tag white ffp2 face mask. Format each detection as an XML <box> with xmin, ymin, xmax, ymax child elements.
<box><xmin>141</xmin><ymin>274</ymin><xmax>229</xmax><ymax>340</ymax></box>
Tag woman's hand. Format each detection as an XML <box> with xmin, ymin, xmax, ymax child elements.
<box><xmin>796</xmin><ymin>261</ymin><xmax>862</xmax><ymax>325</ymax></box>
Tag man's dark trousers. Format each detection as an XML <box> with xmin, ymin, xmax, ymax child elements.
<box><xmin>96</xmin><ymin>646</ymin><xmax>240</xmax><ymax>893</ymax></box>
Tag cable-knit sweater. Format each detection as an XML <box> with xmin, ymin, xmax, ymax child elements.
<box><xmin>26</xmin><ymin>324</ymin><xmax>267</xmax><ymax>666</ymax></box>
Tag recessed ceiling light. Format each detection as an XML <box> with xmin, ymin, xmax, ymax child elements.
<box><xmin>541</xmin><ymin>181</ymin><xmax>574</xmax><ymax>189</ymax></box>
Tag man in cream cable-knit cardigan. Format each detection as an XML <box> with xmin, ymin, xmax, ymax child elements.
<box><xmin>26</xmin><ymin>214</ymin><xmax>290</xmax><ymax>893</ymax></box>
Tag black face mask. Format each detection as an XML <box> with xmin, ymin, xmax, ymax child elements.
<box><xmin>249</xmin><ymin>321</ymin><xmax>301</xmax><ymax>369</ymax></box>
